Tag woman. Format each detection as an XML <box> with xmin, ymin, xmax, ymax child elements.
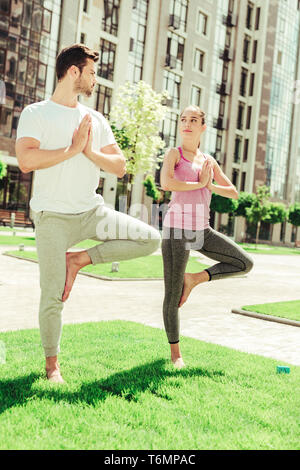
<box><xmin>160</xmin><ymin>105</ymin><xmax>254</xmax><ymax>369</ymax></box>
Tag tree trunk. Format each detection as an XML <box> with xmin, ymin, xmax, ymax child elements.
<box><xmin>255</xmin><ymin>220</ymin><xmax>261</xmax><ymax>248</ymax></box>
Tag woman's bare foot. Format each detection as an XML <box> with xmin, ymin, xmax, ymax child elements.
<box><xmin>170</xmin><ymin>343</ymin><xmax>185</xmax><ymax>368</ymax></box>
<box><xmin>62</xmin><ymin>251</ymin><xmax>91</xmax><ymax>302</ymax></box>
<box><xmin>178</xmin><ymin>271</ymin><xmax>210</xmax><ymax>308</ymax></box>
<box><xmin>172</xmin><ymin>357</ymin><xmax>185</xmax><ymax>369</ymax></box>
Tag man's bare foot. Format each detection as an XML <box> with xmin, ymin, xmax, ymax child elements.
<box><xmin>178</xmin><ymin>271</ymin><xmax>210</xmax><ymax>308</ymax></box>
<box><xmin>45</xmin><ymin>356</ymin><xmax>64</xmax><ymax>384</ymax></box>
<box><xmin>62</xmin><ymin>251</ymin><xmax>91</xmax><ymax>302</ymax></box>
<box><xmin>46</xmin><ymin>368</ymin><xmax>65</xmax><ymax>384</ymax></box>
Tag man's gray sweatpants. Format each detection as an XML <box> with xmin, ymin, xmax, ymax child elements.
<box><xmin>33</xmin><ymin>204</ymin><xmax>161</xmax><ymax>357</ymax></box>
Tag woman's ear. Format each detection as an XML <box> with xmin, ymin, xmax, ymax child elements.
<box><xmin>202</xmin><ymin>123</ymin><xmax>207</xmax><ymax>132</ymax></box>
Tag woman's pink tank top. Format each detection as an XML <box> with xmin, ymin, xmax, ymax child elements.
<box><xmin>163</xmin><ymin>147</ymin><xmax>212</xmax><ymax>231</ymax></box>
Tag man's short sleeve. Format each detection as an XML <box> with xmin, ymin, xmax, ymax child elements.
<box><xmin>99</xmin><ymin>115</ymin><xmax>117</xmax><ymax>149</ymax></box>
<box><xmin>16</xmin><ymin>106</ymin><xmax>43</xmax><ymax>142</ymax></box>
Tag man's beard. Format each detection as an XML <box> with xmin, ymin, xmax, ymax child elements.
<box><xmin>74</xmin><ymin>77</ymin><xmax>93</xmax><ymax>97</ymax></box>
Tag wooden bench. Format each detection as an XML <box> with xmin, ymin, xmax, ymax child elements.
<box><xmin>0</xmin><ymin>210</ymin><xmax>34</xmax><ymax>228</ymax></box>
<box><xmin>295</xmin><ymin>240</ymin><xmax>300</xmax><ymax>248</ymax></box>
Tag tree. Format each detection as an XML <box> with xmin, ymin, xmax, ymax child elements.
<box><xmin>143</xmin><ymin>174</ymin><xmax>161</xmax><ymax>203</ymax></box>
<box><xmin>210</xmin><ymin>193</ymin><xmax>238</xmax><ymax>234</ymax></box>
<box><xmin>0</xmin><ymin>158</ymin><xmax>7</xmax><ymax>181</ymax></box>
<box><xmin>234</xmin><ymin>191</ymin><xmax>257</xmax><ymax>217</ymax></box>
<box><xmin>288</xmin><ymin>203</ymin><xmax>300</xmax><ymax>244</ymax></box>
<box><xmin>109</xmin><ymin>81</ymin><xmax>169</xmax><ymax>209</ymax></box>
<box><xmin>263</xmin><ymin>202</ymin><xmax>287</xmax><ymax>240</ymax></box>
<box><xmin>245</xmin><ymin>185</ymin><xmax>270</xmax><ymax>246</ymax></box>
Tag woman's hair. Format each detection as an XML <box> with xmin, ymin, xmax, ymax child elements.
<box><xmin>56</xmin><ymin>43</ymin><xmax>99</xmax><ymax>81</ymax></box>
<box><xmin>180</xmin><ymin>105</ymin><xmax>206</xmax><ymax>125</ymax></box>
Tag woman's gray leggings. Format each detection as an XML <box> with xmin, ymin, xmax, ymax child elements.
<box><xmin>161</xmin><ymin>226</ymin><xmax>254</xmax><ymax>344</ymax></box>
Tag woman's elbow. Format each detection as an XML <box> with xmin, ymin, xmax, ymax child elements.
<box><xmin>232</xmin><ymin>186</ymin><xmax>239</xmax><ymax>199</ymax></box>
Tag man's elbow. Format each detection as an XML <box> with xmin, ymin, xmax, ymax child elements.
<box><xmin>116</xmin><ymin>158</ymin><xmax>126</xmax><ymax>178</ymax></box>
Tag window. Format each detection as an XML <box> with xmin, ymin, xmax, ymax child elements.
<box><xmin>96</xmin><ymin>84</ymin><xmax>113</xmax><ymax>118</ymax></box>
<box><xmin>241</xmin><ymin>172</ymin><xmax>246</xmax><ymax>191</ymax></box>
<box><xmin>249</xmin><ymin>73</ymin><xmax>255</xmax><ymax>96</ymax></box>
<box><xmin>243</xmin><ymin>35</ymin><xmax>251</xmax><ymax>63</ymax></box>
<box><xmin>240</xmin><ymin>68</ymin><xmax>248</xmax><ymax>96</ymax></box>
<box><xmin>83</xmin><ymin>0</ymin><xmax>89</xmax><ymax>13</ymax></box>
<box><xmin>127</xmin><ymin>0</ymin><xmax>148</xmax><ymax>83</ymax></box>
<box><xmin>237</xmin><ymin>102</ymin><xmax>245</xmax><ymax>130</ymax></box>
<box><xmin>160</xmin><ymin>111</ymin><xmax>179</xmax><ymax>148</ymax></box>
<box><xmin>102</xmin><ymin>0</ymin><xmax>120</xmax><ymax>36</ymax></box>
<box><xmin>246</xmin><ymin>106</ymin><xmax>252</xmax><ymax>129</ymax></box>
<box><xmin>197</xmin><ymin>11</ymin><xmax>208</xmax><ymax>36</ymax></box>
<box><xmin>232</xmin><ymin>169</ymin><xmax>239</xmax><ymax>187</ymax></box>
<box><xmin>243</xmin><ymin>139</ymin><xmax>249</xmax><ymax>162</ymax></box>
<box><xmin>0</xmin><ymin>0</ymin><xmax>10</xmax><ymax>15</ymax></box>
<box><xmin>98</xmin><ymin>39</ymin><xmax>116</xmax><ymax>81</ymax></box>
<box><xmin>169</xmin><ymin>0</ymin><xmax>188</xmax><ymax>32</ymax></box>
<box><xmin>80</xmin><ymin>33</ymin><xmax>86</xmax><ymax>44</ymax></box>
<box><xmin>277</xmin><ymin>50</ymin><xmax>282</xmax><ymax>65</ymax></box>
<box><xmin>246</xmin><ymin>2</ymin><xmax>254</xmax><ymax>29</ymax></box>
<box><xmin>279</xmin><ymin>17</ymin><xmax>286</xmax><ymax>34</ymax></box>
<box><xmin>252</xmin><ymin>40</ymin><xmax>257</xmax><ymax>63</ymax></box>
<box><xmin>194</xmin><ymin>48</ymin><xmax>205</xmax><ymax>73</ymax></box>
<box><xmin>191</xmin><ymin>84</ymin><xmax>201</xmax><ymax>107</ymax></box>
<box><xmin>166</xmin><ymin>32</ymin><xmax>185</xmax><ymax>70</ymax></box>
<box><xmin>234</xmin><ymin>136</ymin><xmax>242</xmax><ymax>163</ymax></box>
<box><xmin>255</xmin><ymin>7</ymin><xmax>260</xmax><ymax>30</ymax></box>
<box><xmin>163</xmin><ymin>70</ymin><xmax>181</xmax><ymax>109</ymax></box>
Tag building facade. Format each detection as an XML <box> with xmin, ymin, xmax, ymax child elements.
<box><xmin>0</xmin><ymin>0</ymin><xmax>299</xmax><ymax>244</ymax></box>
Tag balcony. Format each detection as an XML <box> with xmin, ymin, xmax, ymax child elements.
<box><xmin>222</xmin><ymin>13</ymin><xmax>237</xmax><ymax>27</ymax></box>
<box><xmin>168</xmin><ymin>14</ymin><xmax>180</xmax><ymax>30</ymax></box>
<box><xmin>216</xmin><ymin>81</ymin><xmax>231</xmax><ymax>95</ymax></box>
<box><xmin>165</xmin><ymin>54</ymin><xmax>177</xmax><ymax>69</ymax></box>
<box><xmin>219</xmin><ymin>47</ymin><xmax>234</xmax><ymax>61</ymax></box>
<box><xmin>213</xmin><ymin>117</ymin><xmax>227</xmax><ymax>130</ymax></box>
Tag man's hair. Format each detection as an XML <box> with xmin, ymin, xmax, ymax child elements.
<box><xmin>56</xmin><ymin>43</ymin><xmax>99</xmax><ymax>81</ymax></box>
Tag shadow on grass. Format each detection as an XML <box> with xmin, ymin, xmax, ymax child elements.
<box><xmin>0</xmin><ymin>360</ymin><xmax>225</xmax><ymax>414</ymax></box>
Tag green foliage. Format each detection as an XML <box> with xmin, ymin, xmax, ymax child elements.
<box><xmin>245</xmin><ymin>185</ymin><xmax>271</xmax><ymax>225</ymax></box>
<box><xmin>288</xmin><ymin>203</ymin><xmax>300</xmax><ymax>227</ymax></box>
<box><xmin>0</xmin><ymin>158</ymin><xmax>7</xmax><ymax>180</ymax></box>
<box><xmin>110</xmin><ymin>124</ymin><xmax>131</xmax><ymax>150</ymax></box>
<box><xmin>109</xmin><ymin>81</ymin><xmax>170</xmax><ymax>180</ymax></box>
<box><xmin>210</xmin><ymin>193</ymin><xmax>238</xmax><ymax>214</ymax></box>
<box><xmin>263</xmin><ymin>202</ymin><xmax>287</xmax><ymax>225</ymax></box>
<box><xmin>234</xmin><ymin>192</ymin><xmax>256</xmax><ymax>216</ymax></box>
<box><xmin>143</xmin><ymin>174</ymin><xmax>161</xmax><ymax>202</ymax></box>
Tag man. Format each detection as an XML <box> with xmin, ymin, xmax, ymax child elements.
<box><xmin>15</xmin><ymin>44</ymin><xmax>161</xmax><ymax>384</ymax></box>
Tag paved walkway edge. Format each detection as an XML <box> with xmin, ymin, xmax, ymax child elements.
<box><xmin>2</xmin><ymin>252</ymin><xmax>162</xmax><ymax>282</ymax></box>
<box><xmin>232</xmin><ymin>308</ymin><xmax>300</xmax><ymax>328</ymax></box>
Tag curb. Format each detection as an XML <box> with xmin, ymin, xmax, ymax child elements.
<box><xmin>232</xmin><ymin>308</ymin><xmax>300</xmax><ymax>328</ymax></box>
<box><xmin>2</xmin><ymin>252</ymin><xmax>163</xmax><ymax>282</ymax></box>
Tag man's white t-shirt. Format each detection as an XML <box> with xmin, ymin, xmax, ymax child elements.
<box><xmin>16</xmin><ymin>99</ymin><xmax>116</xmax><ymax>214</ymax></box>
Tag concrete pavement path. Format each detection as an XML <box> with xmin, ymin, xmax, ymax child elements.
<box><xmin>0</xmin><ymin>244</ymin><xmax>299</xmax><ymax>366</ymax></box>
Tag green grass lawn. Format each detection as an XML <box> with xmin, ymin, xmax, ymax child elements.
<box><xmin>237</xmin><ymin>243</ymin><xmax>300</xmax><ymax>255</ymax></box>
<box><xmin>0</xmin><ymin>321</ymin><xmax>298</xmax><ymax>450</ymax></box>
<box><xmin>242</xmin><ymin>300</ymin><xmax>300</xmax><ymax>322</ymax></box>
<box><xmin>5</xmin><ymin>250</ymin><xmax>209</xmax><ymax>279</ymax></box>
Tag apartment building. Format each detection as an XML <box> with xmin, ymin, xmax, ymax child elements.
<box><xmin>0</xmin><ymin>0</ymin><xmax>299</xmax><ymax>244</ymax></box>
